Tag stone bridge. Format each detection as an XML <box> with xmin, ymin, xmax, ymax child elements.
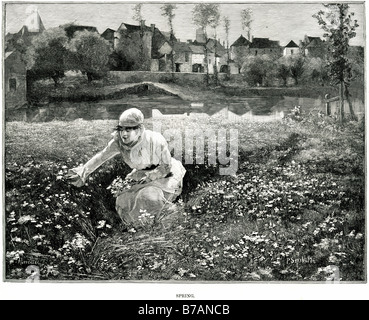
<box><xmin>102</xmin><ymin>82</ymin><xmax>192</xmax><ymax>101</ymax></box>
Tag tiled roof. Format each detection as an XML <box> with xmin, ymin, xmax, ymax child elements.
<box><xmin>306</xmin><ymin>38</ymin><xmax>323</xmax><ymax>48</ymax></box>
<box><xmin>231</xmin><ymin>35</ymin><xmax>251</xmax><ymax>47</ymax></box>
<box><xmin>307</xmin><ymin>36</ymin><xmax>321</xmax><ymax>42</ymax></box>
<box><xmin>189</xmin><ymin>45</ymin><xmax>205</xmax><ymax>54</ymax></box>
<box><xmin>64</xmin><ymin>25</ymin><xmax>98</xmax><ymax>38</ymax></box>
<box><xmin>101</xmin><ymin>28</ymin><xmax>115</xmax><ymax>41</ymax></box>
<box><xmin>118</xmin><ymin>22</ymin><xmax>157</xmax><ymax>33</ymax></box>
<box><xmin>161</xmin><ymin>31</ymin><xmax>177</xmax><ymax>43</ymax></box>
<box><xmin>285</xmin><ymin>40</ymin><xmax>299</xmax><ymax>48</ymax></box>
<box><xmin>173</xmin><ymin>42</ymin><xmax>192</xmax><ymax>53</ymax></box>
<box><xmin>249</xmin><ymin>38</ymin><xmax>280</xmax><ymax>49</ymax></box>
<box><xmin>206</xmin><ymin>38</ymin><xmax>226</xmax><ymax>56</ymax></box>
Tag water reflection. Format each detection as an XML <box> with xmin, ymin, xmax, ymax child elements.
<box><xmin>5</xmin><ymin>94</ymin><xmax>364</xmax><ymax>122</ymax></box>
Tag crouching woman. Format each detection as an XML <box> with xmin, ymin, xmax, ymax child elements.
<box><xmin>66</xmin><ymin>108</ymin><xmax>186</xmax><ymax>228</ymax></box>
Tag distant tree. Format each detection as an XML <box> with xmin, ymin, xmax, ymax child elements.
<box><xmin>348</xmin><ymin>46</ymin><xmax>364</xmax><ymax>82</ymax></box>
<box><xmin>306</xmin><ymin>57</ymin><xmax>329</xmax><ymax>86</ymax></box>
<box><xmin>132</xmin><ymin>3</ymin><xmax>144</xmax><ymax>23</ymax></box>
<box><xmin>223</xmin><ymin>16</ymin><xmax>231</xmax><ymax>79</ymax></box>
<box><xmin>209</xmin><ymin>8</ymin><xmax>221</xmax><ymax>85</ymax></box>
<box><xmin>233</xmin><ymin>46</ymin><xmax>249</xmax><ymax>74</ymax></box>
<box><xmin>192</xmin><ymin>3</ymin><xmax>220</xmax><ymax>86</ymax></box>
<box><xmin>242</xmin><ymin>55</ymin><xmax>274</xmax><ymax>87</ymax></box>
<box><xmin>276</xmin><ymin>57</ymin><xmax>290</xmax><ymax>86</ymax></box>
<box><xmin>287</xmin><ymin>55</ymin><xmax>305</xmax><ymax>85</ymax></box>
<box><xmin>26</xmin><ymin>27</ymin><xmax>69</xmax><ymax>86</ymax></box>
<box><xmin>314</xmin><ymin>3</ymin><xmax>359</xmax><ymax>121</ymax></box>
<box><xmin>241</xmin><ymin>9</ymin><xmax>253</xmax><ymax>41</ymax></box>
<box><xmin>115</xmin><ymin>31</ymin><xmax>151</xmax><ymax>71</ymax></box>
<box><xmin>68</xmin><ymin>30</ymin><xmax>112</xmax><ymax>82</ymax></box>
<box><xmin>161</xmin><ymin>4</ymin><xmax>177</xmax><ymax>75</ymax></box>
<box><xmin>132</xmin><ymin>3</ymin><xmax>147</xmax><ymax>70</ymax></box>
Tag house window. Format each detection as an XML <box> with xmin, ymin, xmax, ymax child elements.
<box><xmin>291</xmin><ymin>49</ymin><xmax>294</xmax><ymax>55</ymax></box>
<box><xmin>255</xmin><ymin>50</ymin><xmax>258</xmax><ymax>56</ymax></box>
<box><xmin>9</xmin><ymin>78</ymin><xmax>17</xmax><ymax>91</ymax></box>
<box><xmin>185</xmin><ymin>52</ymin><xmax>189</xmax><ymax>62</ymax></box>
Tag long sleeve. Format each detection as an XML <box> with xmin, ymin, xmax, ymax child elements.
<box><xmin>72</xmin><ymin>138</ymin><xmax>120</xmax><ymax>183</ymax></box>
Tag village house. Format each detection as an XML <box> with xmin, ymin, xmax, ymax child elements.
<box><xmin>230</xmin><ymin>35</ymin><xmax>251</xmax><ymax>60</ymax></box>
<box><xmin>248</xmin><ymin>37</ymin><xmax>282</xmax><ymax>57</ymax></box>
<box><xmin>189</xmin><ymin>44</ymin><xmax>205</xmax><ymax>73</ymax></box>
<box><xmin>5</xmin><ymin>8</ymin><xmax>45</xmax><ymax>108</ymax></box>
<box><xmin>300</xmin><ymin>35</ymin><xmax>326</xmax><ymax>58</ymax></box>
<box><xmin>5</xmin><ymin>8</ymin><xmax>45</xmax><ymax>52</ymax></box>
<box><xmin>182</xmin><ymin>29</ymin><xmax>227</xmax><ymax>74</ymax></box>
<box><xmin>283</xmin><ymin>40</ymin><xmax>300</xmax><ymax>56</ymax></box>
<box><xmin>5</xmin><ymin>51</ymin><xmax>27</xmax><ymax>108</ymax></box>
<box><xmin>173</xmin><ymin>41</ymin><xmax>192</xmax><ymax>72</ymax></box>
<box><xmin>111</xmin><ymin>21</ymin><xmax>173</xmax><ymax>72</ymax></box>
<box><xmin>229</xmin><ymin>35</ymin><xmax>251</xmax><ymax>74</ymax></box>
<box><xmin>206</xmin><ymin>38</ymin><xmax>227</xmax><ymax>72</ymax></box>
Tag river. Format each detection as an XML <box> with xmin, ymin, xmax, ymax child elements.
<box><xmin>5</xmin><ymin>92</ymin><xmax>364</xmax><ymax>122</ymax></box>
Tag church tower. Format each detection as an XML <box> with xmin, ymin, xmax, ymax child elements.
<box><xmin>24</xmin><ymin>7</ymin><xmax>45</xmax><ymax>33</ymax></box>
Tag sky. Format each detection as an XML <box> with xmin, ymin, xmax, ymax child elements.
<box><xmin>3</xmin><ymin>1</ymin><xmax>366</xmax><ymax>47</ymax></box>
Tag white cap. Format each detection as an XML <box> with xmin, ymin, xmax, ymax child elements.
<box><xmin>118</xmin><ymin>108</ymin><xmax>144</xmax><ymax>126</ymax></box>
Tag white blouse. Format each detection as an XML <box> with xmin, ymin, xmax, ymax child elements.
<box><xmin>72</xmin><ymin>129</ymin><xmax>186</xmax><ymax>194</ymax></box>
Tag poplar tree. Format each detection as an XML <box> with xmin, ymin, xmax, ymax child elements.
<box><xmin>314</xmin><ymin>3</ymin><xmax>359</xmax><ymax>121</ymax></box>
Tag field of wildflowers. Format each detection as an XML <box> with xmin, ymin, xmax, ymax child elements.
<box><xmin>4</xmin><ymin>112</ymin><xmax>365</xmax><ymax>281</ymax></box>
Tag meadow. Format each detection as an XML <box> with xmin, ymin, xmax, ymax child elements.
<box><xmin>4</xmin><ymin>110</ymin><xmax>365</xmax><ymax>281</ymax></box>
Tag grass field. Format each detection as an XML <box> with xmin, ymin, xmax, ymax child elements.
<box><xmin>4</xmin><ymin>112</ymin><xmax>365</xmax><ymax>281</ymax></box>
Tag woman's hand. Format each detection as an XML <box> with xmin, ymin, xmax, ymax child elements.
<box><xmin>65</xmin><ymin>170</ymin><xmax>85</xmax><ymax>187</ymax></box>
<box><xmin>126</xmin><ymin>170</ymin><xmax>147</xmax><ymax>182</ymax></box>
<box><xmin>138</xmin><ymin>176</ymin><xmax>152</xmax><ymax>184</ymax></box>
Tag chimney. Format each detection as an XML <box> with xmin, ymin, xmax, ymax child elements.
<box><xmin>196</xmin><ymin>28</ymin><xmax>205</xmax><ymax>43</ymax></box>
<box><xmin>251</xmin><ymin>35</ymin><xmax>254</xmax><ymax>42</ymax></box>
<box><xmin>140</xmin><ymin>20</ymin><xmax>145</xmax><ymax>28</ymax></box>
<box><xmin>151</xmin><ymin>24</ymin><xmax>155</xmax><ymax>33</ymax></box>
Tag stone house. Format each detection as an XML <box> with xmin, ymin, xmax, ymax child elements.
<box><xmin>300</xmin><ymin>35</ymin><xmax>326</xmax><ymax>58</ymax></box>
<box><xmin>206</xmin><ymin>38</ymin><xmax>227</xmax><ymax>73</ymax></box>
<box><xmin>283</xmin><ymin>40</ymin><xmax>300</xmax><ymax>56</ymax></box>
<box><xmin>5</xmin><ymin>8</ymin><xmax>45</xmax><ymax>52</ymax></box>
<box><xmin>111</xmin><ymin>21</ymin><xmax>173</xmax><ymax>72</ymax></box>
<box><xmin>173</xmin><ymin>42</ymin><xmax>192</xmax><ymax>72</ymax></box>
<box><xmin>5</xmin><ymin>51</ymin><xmax>27</xmax><ymax>108</ymax></box>
<box><xmin>4</xmin><ymin>8</ymin><xmax>45</xmax><ymax>109</ymax></box>
<box><xmin>189</xmin><ymin>44</ymin><xmax>205</xmax><ymax>73</ymax></box>
<box><xmin>249</xmin><ymin>37</ymin><xmax>282</xmax><ymax>57</ymax></box>
<box><xmin>230</xmin><ymin>35</ymin><xmax>251</xmax><ymax>60</ymax></box>
<box><xmin>188</xmin><ymin>29</ymin><xmax>227</xmax><ymax>74</ymax></box>
<box><xmin>229</xmin><ymin>35</ymin><xmax>251</xmax><ymax>74</ymax></box>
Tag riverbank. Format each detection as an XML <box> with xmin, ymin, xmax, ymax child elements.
<box><xmin>27</xmin><ymin>73</ymin><xmax>365</xmax><ymax>105</ymax></box>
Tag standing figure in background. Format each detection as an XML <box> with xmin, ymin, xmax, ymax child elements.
<box><xmin>66</xmin><ymin>108</ymin><xmax>186</xmax><ymax>228</ymax></box>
